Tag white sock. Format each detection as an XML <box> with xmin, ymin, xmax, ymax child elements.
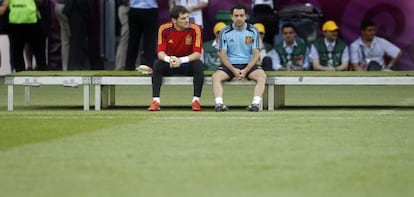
<box><xmin>192</xmin><ymin>97</ymin><xmax>200</xmax><ymax>102</ymax></box>
<box><xmin>252</xmin><ymin>96</ymin><xmax>261</xmax><ymax>105</ymax></box>
<box><xmin>215</xmin><ymin>97</ymin><xmax>223</xmax><ymax>105</ymax></box>
<box><xmin>153</xmin><ymin>97</ymin><xmax>160</xmax><ymax>103</ymax></box>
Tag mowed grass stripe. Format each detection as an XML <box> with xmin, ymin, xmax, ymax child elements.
<box><xmin>0</xmin><ymin>110</ymin><xmax>413</xmax><ymax>196</ymax></box>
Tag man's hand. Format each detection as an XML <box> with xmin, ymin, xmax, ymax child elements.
<box><xmin>325</xmin><ymin>66</ymin><xmax>336</xmax><ymax>71</ymax></box>
<box><xmin>239</xmin><ymin>68</ymin><xmax>247</xmax><ymax>79</ymax></box>
<box><xmin>169</xmin><ymin>56</ymin><xmax>181</xmax><ymax>68</ymax></box>
<box><xmin>232</xmin><ymin>68</ymin><xmax>243</xmax><ymax>80</ymax></box>
<box><xmin>233</xmin><ymin>68</ymin><xmax>248</xmax><ymax>80</ymax></box>
<box><xmin>0</xmin><ymin>7</ymin><xmax>6</xmax><ymax>16</ymax></box>
<box><xmin>292</xmin><ymin>66</ymin><xmax>304</xmax><ymax>71</ymax></box>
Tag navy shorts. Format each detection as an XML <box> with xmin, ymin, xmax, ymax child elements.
<box><xmin>217</xmin><ymin>64</ymin><xmax>262</xmax><ymax>80</ymax></box>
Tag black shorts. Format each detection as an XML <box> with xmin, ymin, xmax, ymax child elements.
<box><xmin>217</xmin><ymin>64</ymin><xmax>262</xmax><ymax>80</ymax></box>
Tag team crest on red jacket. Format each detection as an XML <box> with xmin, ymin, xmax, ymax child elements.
<box><xmin>245</xmin><ymin>36</ymin><xmax>253</xmax><ymax>44</ymax></box>
<box><xmin>185</xmin><ymin>35</ymin><xmax>192</xmax><ymax>45</ymax></box>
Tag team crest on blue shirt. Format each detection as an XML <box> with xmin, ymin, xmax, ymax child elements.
<box><xmin>185</xmin><ymin>35</ymin><xmax>192</xmax><ymax>45</ymax></box>
<box><xmin>245</xmin><ymin>36</ymin><xmax>253</xmax><ymax>45</ymax></box>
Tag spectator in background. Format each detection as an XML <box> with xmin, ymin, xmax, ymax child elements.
<box><xmin>350</xmin><ymin>20</ymin><xmax>402</xmax><ymax>71</ymax></box>
<box><xmin>268</xmin><ymin>23</ymin><xmax>310</xmax><ymax>71</ymax></box>
<box><xmin>202</xmin><ymin>21</ymin><xmax>226</xmax><ymax>71</ymax></box>
<box><xmin>169</xmin><ymin>0</ymin><xmax>208</xmax><ymax>27</ymax></box>
<box><xmin>310</xmin><ymin>20</ymin><xmax>349</xmax><ymax>71</ymax></box>
<box><xmin>86</xmin><ymin>0</ymin><xmax>104</xmax><ymax>70</ymax></box>
<box><xmin>125</xmin><ymin>0</ymin><xmax>159</xmax><ymax>70</ymax></box>
<box><xmin>148</xmin><ymin>6</ymin><xmax>204</xmax><ymax>111</ymax></box>
<box><xmin>252</xmin><ymin>0</ymin><xmax>275</xmax><ymax>9</ymax></box>
<box><xmin>0</xmin><ymin>0</ymin><xmax>47</xmax><ymax>72</ymax></box>
<box><xmin>55</xmin><ymin>0</ymin><xmax>70</xmax><ymax>71</ymax></box>
<box><xmin>0</xmin><ymin>0</ymin><xmax>4</xmax><ymax>29</ymax></box>
<box><xmin>0</xmin><ymin>0</ymin><xmax>10</xmax><ymax>72</ymax></box>
<box><xmin>114</xmin><ymin>0</ymin><xmax>129</xmax><ymax>70</ymax></box>
<box><xmin>212</xmin><ymin>5</ymin><xmax>267</xmax><ymax>112</ymax></box>
<box><xmin>23</xmin><ymin>44</ymin><xmax>35</xmax><ymax>70</ymax></box>
<box><xmin>253</xmin><ymin>23</ymin><xmax>273</xmax><ymax>71</ymax></box>
<box><xmin>65</xmin><ymin>0</ymin><xmax>100</xmax><ymax>70</ymax></box>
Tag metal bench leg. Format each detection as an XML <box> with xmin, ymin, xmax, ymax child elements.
<box><xmin>94</xmin><ymin>84</ymin><xmax>101</xmax><ymax>110</ymax></box>
<box><xmin>267</xmin><ymin>84</ymin><xmax>274</xmax><ymax>111</ymax></box>
<box><xmin>24</xmin><ymin>86</ymin><xmax>30</xmax><ymax>106</ymax></box>
<box><xmin>275</xmin><ymin>85</ymin><xmax>285</xmax><ymax>108</ymax></box>
<box><xmin>262</xmin><ymin>85</ymin><xmax>268</xmax><ymax>111</ymax></box>
<box><xmin>83</xmin><ymin>85</ymin><xmax>90</xmax><ymax>111</ymax></box>
<box><xmin>101</xmin><ymin>85</ymin><xmax>109</xmax><ymax>109</ymax></box>
<box><xmin>8</xmin><ymin>85</ymin><xmax>14</xmax><ymax>111</ymax></box>
<box><xmin>109</xmin><ymin>85</ymin><xmax>116</xmax><ymax>107</ymax></box>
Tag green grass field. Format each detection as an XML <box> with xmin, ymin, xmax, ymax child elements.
<box><xmin>1</xmin><ymin>77</ymin><xmax>414</xmax><ymax>197</ymax></box>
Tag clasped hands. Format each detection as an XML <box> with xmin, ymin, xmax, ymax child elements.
<box><xmin>233</xmin><ymin>68</ymin><xmax>247</xmax><ymax>80</ymax></box>
<box><xmin>169</xmin><ymin>56</ymin><xmax>182</xmax><ymax>68</ymax></box>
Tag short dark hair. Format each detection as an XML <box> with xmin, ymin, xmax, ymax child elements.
<box><xmin>231</xmin><ymin>4</ymin><xmax>247</xmax><ymax>15</ymax></box>
<box><xmin>360</xmin><ymin>20</ymin><xmax>375</xmax><ymax>30</ymax></box>
<box><xmin>170</xmin><ymin>5</ymin><xmax>189</xmax><ymax>19</ymax></box>
<box><xmin>281</xmin><ymin>23</ymin><xmax>296</xmax><ymax>32</ymax></box>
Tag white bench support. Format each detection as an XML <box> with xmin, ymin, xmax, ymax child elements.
<box><xmin>269</xmin><ymin>76</ymin><xmax>414</xmax><ymax>110</ymax></box>
<box><xmin>275</xmin><ymin>85</ymin><xmax>285</xmax><ymax>109</ymax></box>
<box><xmin>7</xmin><ymin>83</ymin><xmax>13</xmax><ymax>111</ymax></box>
<box><xmin>5</xmin><ymin>76</ymin><xmax>91</xmax><ymax>111</ymax></box>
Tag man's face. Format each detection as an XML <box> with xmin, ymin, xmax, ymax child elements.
<box><xmin>173</xmin><ymin>12</ymin><xmax>190</xmax><ymax>30</ymax></box>
<box><xmin>361</xmin><ymin>26</ymin><xmax>376</xmax><ymax>41</ymax></box>
<box><xmin>231</xmin><ymin>9</ymin><xmax>247</xmax><ymax>29</ymax></box>
<box><xmin>282</xmin><ymin>27</ymin><xmax>296</xmax><ymax>43</ymax></box>
<box><xmin>323</xmin><ymin>30</ymin><xmax>338</xmax><ymax>41</ymax></box>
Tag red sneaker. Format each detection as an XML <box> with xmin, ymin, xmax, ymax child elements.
<box><xmin>192</xmin><ymin>100</ymin><xmax>201</xmax><ymax>111</ymax></box>
<box><xmin>148</xmin><ymin>100</ymin><xmax>160</xmax><ymax>111</ymax></box>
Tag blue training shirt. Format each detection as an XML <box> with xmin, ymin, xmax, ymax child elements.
<box><xmin>219</xmin><ymin>23</ymin><xmax>260</xmax><ymax>64</ymax></box>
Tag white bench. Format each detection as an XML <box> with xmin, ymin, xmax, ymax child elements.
<box><xmin>92</xmin><ymin>76</ymin><xmax>268</xmax><ymax>110</ymax></box>
<box><xmin>5</xmin><ymin>71</ymin><xmax>414</xmax><ymax>111</ymax></box>
<box><xmin>5</xmin><ymin>76</ymin><xmax>92</xmax><ymax>111</ymax></box>
<box><xmin>271</xmin><ymin>76</ymin><xmax>414</xmax><ymax>109</ymax></box>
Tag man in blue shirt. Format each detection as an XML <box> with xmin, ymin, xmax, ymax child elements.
<box><xmin>212</xmin><ymin>4</ymin><xmax>267</xmax><ymax>112</ymax></box>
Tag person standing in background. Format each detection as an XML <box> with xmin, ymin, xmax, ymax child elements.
<box><xmin>0</xmin><ymin>0</ymin><xmax>47</xmax><ymax>72</ymax></box>
<box><xmin>114</xmin><ymin>0</ymin><xmax>129</xmax><ymax>70</ymax></box>
<box><xmin>64</xmin><ymin>0</ymin><xmax>92</xmax><ymax>70</ymax></box>
<box><xmin>55</xmin><ymin>0</ymin><xmax>70</xmax><ymax>71</ymax></box>
<box><xmin>125</xmin><ymin>0</ymin><xmax>159</xmax><ymax>70</ymax></box>
<box><xmin>64</xmin><ymin>0</ymin><xmax>104</xmax><ymax>70</ymax></box>
<box><xmin>169</xmin><ymin>0</ymin><xmax>208</xmax><ymax>27</ymax></box>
